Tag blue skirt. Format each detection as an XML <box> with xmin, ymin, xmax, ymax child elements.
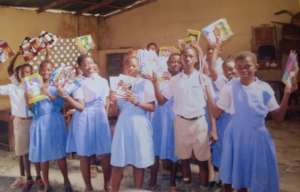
<box><xmin>111</xmin><ymin>110</ymin><xmax>154</xmax><ymax>168</ymax></box>
<box><xmin>66</xmin><ymin>99</ymin><xmax>112</xmax><ymax>156</ymax></box>
<box><xmin>212</xmin><ymin>112</ymin><xmax>231</xmax><ymax>168</ymax></box>
<box><xmin>29</xmin><ymin>112</ymin><xmax>67</xmax><ymax>163</ymax></box>
<box><xmin>152</xmin><ymin>101</ymin><xmax>177</xmax><ymax>162</ymax></box>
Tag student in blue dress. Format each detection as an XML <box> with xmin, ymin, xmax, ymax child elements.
<box><xmin>210</xmin><ymin>56</ymin><xmax>236</xmax><ymax>171</ymax></box>
<box><xmin>59</xmin><ymin>54</ymin><xmax>112</xmax><ymax>192</ymax></box>
<box><xmin>28</xmin><ymin>60</ymin><xmax>72</xmax><ymax>192</ymax></box>
<box><xmin>110</xmin><ymin>56</ymin><xmax>155</xmax><ymax>192</ymax></box>
<box><xmin>206</xmin><ymin>51</ymin><xmax>298</xmax><ymax>192</ymax></box>
<box><xmin>148</xmin><ymin>53</ymin><xmax>182</xmax><ymax>191</ymax></box>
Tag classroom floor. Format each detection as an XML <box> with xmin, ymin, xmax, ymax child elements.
<box><xmin>0</xmin><ymin>116</ymin><xmax>299</xmax><ymax>192</ymax></box>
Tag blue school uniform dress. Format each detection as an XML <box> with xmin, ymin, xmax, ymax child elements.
<box><xmin>66</xmin><ymin>74</ymin><xmax>111</xmax><ymax>156</ymax></box>
<box><xmin>218</xmin><ymin>78</ymin><xmax>280</xmax><ymax>192</ymax></box>
<box><xmin>211</xmin><ymin>75</ymin><xmax>232</xmax><ymax>169</ymax></box>
<box><xmin>29</xmin><ymin>86</ymin><xmax>67</xmax><ymax>163</ymax></box>
<box><xmin>111</xmin><ymin>78</ymin><xmax>155</xmax><ymax>168</ymax></box>
<box><xmin>152</xmin><ymin>81</ymin><xmax>177</xmax><ymax>162</ymax></box>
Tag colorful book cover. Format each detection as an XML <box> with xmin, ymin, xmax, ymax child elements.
<box><xmin>39</xmin><ymin>31</ymin><xmax>58</xmax><ymax>49</ymax></box>
<box><xmin>20</xmin><ymin>37</ymin><xmax>42</xmax><ymax>62</ymax></box>
<box><xmin>110</xmin><ymin>75</ymin><xmax>135</xmax><ymax>98</ymax></box>
<box><xmin>23</xmin><ymin>73</ymin><xmax>47</xmax><ymax>104</ymax></box>
<box><xmin>282</xmin><ymin>51</ymin><xmax>299</xmax><ymax>86</ymax></box>
<box><xmin>187</xmin><ymin>29</ymin><xmax>201</xmax><ymax>43</ymax></box>
<box><xmin>177</xmin><ymin>36</ymin><xmax>193</xmax><ymax>50</ymax></box>
<box><xmin>202</xmin><ymin>18</ymin><xmax>234</xmax><ymax>44</ymax></box>
<box><xmin>0</xmin><ymin>40</ymin><xmax>15</xmax><ymax>63</ymax></box>
<box><xmin>159</xmin><ymin>46</ymin><xmax>179</xmax><ymax>57</ymax></box>
<box><xmin>137</xmin><ymin>49</ymin><xmax>158</xmax><ymax>76</ymax></box>
<box><xmin>49</xmin><ymin>66</ymin><xmax>64</xmax><ymax>84</ymax></box>
<box><xmin>75</xmin><ymin>35</ymin><xmax>95</xmax><ymax>53</ymax></box>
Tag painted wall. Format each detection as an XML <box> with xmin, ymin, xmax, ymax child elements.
<box><xmin>0</xmin><ymin>7</ymin><xmax>99</xmax><ymax>108</ymax></box>
<box><xmin>99</xmin><ymin>0</ymin><xmax>299</xmax><ymax>80</ymax></box>
<box><xmin>0</xmin><ymin>7</ymin><xmax>98</xmax><ymax>83</ymax></box>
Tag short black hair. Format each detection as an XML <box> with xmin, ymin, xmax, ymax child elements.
<box><xmin>77</xmin><ymin>54</ymin><xmax>89</xmax><ymax>66</ymax></box>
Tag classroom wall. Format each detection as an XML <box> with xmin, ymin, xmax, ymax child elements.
<box><xmin>0</xmin><ymin>7</ymin><xmax>98</xmax><ymax>83</ymax></box>
<box><xmin>0</xmin><ymin>7</ymin><xmax>99</xmax><ymax>108</ymax></box>
<box><xmin>98</xmin><ymin>0</ymin><xmax>299</xmax><ymax>80</ymax></box>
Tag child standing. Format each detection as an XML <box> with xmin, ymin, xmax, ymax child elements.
<box><xmin>211</xmin><ymin>56</ymin><xmax>236</xmax><ymax>170</ymax></box>
<box><xmin>110</xmin><ymin>56</ymin><xmax>155</xmax><ymax>192</ymax></box>
<box><xmin>28</xmin><ymin>60</ymin><xmax>72</xmax><ymax>192</ymax></box>
<box><xmin>206</xmin><ymin>51</ymin><xmax>297</xmax><ymax>192</ymax></box>
<box><xmin>63</xmin><ymin>55</ymin><xmax>112</xmax><ymax>192</ymax></box>
<box><xmin>0</xmin><ymin>53</ymin><xmax>41</xmax><ymax>191</ymax></box>
<box><xmin>148</xmin><ymin>53</ymin><xmax>182</xmax><ymax>191</ymax></box>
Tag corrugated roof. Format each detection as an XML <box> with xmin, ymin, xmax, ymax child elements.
<box><xmin>0</xmin><ymin>0</ymin><xmax>155</xmax><ymax>18</ymax></box>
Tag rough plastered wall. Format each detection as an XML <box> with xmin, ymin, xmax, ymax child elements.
<box><xmin>0</xmin><ymin>7</ymin><xmax>98</xmax><ymax>84</ymax></box>
<box><xmin>0</xmin><ymin>7</ymin><xmax>98</xmax><ymax>108</ymax></box>
<box><xmin>98</xmin><ymin>0</ymin><xmax>299</xmax><ymax>80</ymax></box>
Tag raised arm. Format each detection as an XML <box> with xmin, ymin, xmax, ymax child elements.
<box><xmin>56</xmin><ymin>84</ymin><xmax>85</xmax><ymax>111</ymax></box>
<box><xmin>147</xmin><ymin>73</ymin><xmax>168</xmax><ymax>105</ymax></box>
<box><xmin>7</xmin><ymin>51</ymin><xmax>20</xmax><ymax>76</ymax></box>
<box><xmin>270</xmin><ymin>83</ymin><xmax>298</xmax><ymax>122</ymax></box>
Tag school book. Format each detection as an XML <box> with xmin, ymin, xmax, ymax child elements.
<box><xmin>49</xmin><ymin>66</ymin><xmax>76</xmax><ymax>86</ymax></box>
<box><xmin>109</xmin><ymin>75</ymin><xmax>137</xmax><ymax>98</ymax></box>
<box><xmin>177</xmin><ymin>36</ymin><xmax>193</xmax><ymax>50</ymax></box>
<box><xmin>202</xmin><ymin>18</ymin><xmax>234</xmax><ymax>44</ymax></box>
<box><xmin>20</xmin><ymin>37</ymin><xmax>41</xmax><ymax>62</ymax></box>
<box><xmin>23</xmin><ymin>73</ymin><xmax>47</xmax><ymax>104</ymax></box>
<box><xmin>0</xmin><ymin>40</ymin><xmax>15</xmax><ymax>63</ymax></box>
<box><xmin>39</xmin><ymin>31</ymin><xmax>58</xmax><ymax>49</ymax></box>
<box><xmin>75</xmin><ymin>35</ymin><xmax>95</xmax><ymax>53</ymax></box>
<box><xmin>137</xmin><ymin>49</ymin><xmax>158</xmax><ymax>76</ymax></box>
<box><xmin>282</xmin><ymin>51</ymin><xmax>299</xmax><ymax>86</ymax></box>
<box><xmin>186</xmin><ymin>29</ymin><xmax>201</xmax><ymax>44</ymax></box>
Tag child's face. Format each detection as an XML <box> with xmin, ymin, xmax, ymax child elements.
<box><xmin>148</xmin><ymin>44</ymin><xmax>158</xmax><ymax>53</ymax></box>
<box><xmin>223</xmin><ymin>61</ymin><xmax>236</xmax><ymax>80</ymax></box>
<box><xmin>167</xmin><ymin>55</ymin><xmax>182</xmax><ymax>75</ymax></box>
<box><xmin>79</xmin><ymin>57</ymin><xmax>93</xmax><ymax>76</ymax></box>
<box><xmin>181</xmin><ymin>48</ymin><xmax>198</xmax><ymax>69</ymax></box>
<box><xmin>39</xmin><ymin>63</ymin><xmax>52</xmax><ymax>81</ymax></box>
<box><xmin>89</xmin><ymin>63</ymin><xmax>99</xmax><ymax>74</ymax></box>
<box><xmin>127</xmin><ymin>58</ymin><xmax>139</xmax><ymax>77</ymax></box>
<box><xmin>235</xmin><ymin>57</ymin><xmax>257</xmax><ymax>80</ymax></box>
<box><xmin>21</xmin><ymin>66</ymin><xmax>33</xmax><ymax>79</ymax></box>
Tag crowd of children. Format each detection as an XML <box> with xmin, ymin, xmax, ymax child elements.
<box><xmin>0</xmin><ymin>39</ymin><xmax>298</xmax><ymax>192</ymax></box>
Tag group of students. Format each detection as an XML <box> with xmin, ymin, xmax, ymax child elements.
<box><xmin>0</xmin><ymin>41</ymin><xmax>297</xmax><ymax>192</ymax></box>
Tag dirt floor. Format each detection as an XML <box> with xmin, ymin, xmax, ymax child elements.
<box><xmin>0</xmin><ymin>117</ymin><xmax>299</xmax><ymax>192</ymax></box>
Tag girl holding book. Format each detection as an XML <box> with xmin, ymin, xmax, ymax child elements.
<box><xmin>28</xmin><ymin>60</ymin><xmax>72</xmax><ymax>192</ymax></box>
<box><xmin>110</xmin><ymin>56</ymin><xmax>155</xmax><ymax>192</ymax></box>
<box><xmin>206</xmin><ymin>51</ymin><xmax>298</xmax><ymax>192</ymax></box>
<box><xmin>61</xmin><ymin>54</ymin><xmax>112</xmax><ymax>192</ymax></box>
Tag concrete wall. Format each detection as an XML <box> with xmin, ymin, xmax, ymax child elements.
<box><xmin>98</xmin><ymin>0</ymin><xmax>299</xmax><ymax>80</ymax></box>
<box><xmin>0</xmin><ymin>7</ymin><xmax>98</xmax><ymax>83</ymax></box>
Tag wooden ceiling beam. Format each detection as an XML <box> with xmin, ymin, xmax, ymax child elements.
<box><xmin>37</xmin><ymin>0</ymin><xmax>80</xmax><ymax>13</ymax></box>
<box><xmin>76</xmin><ymin>0</ymin><xmax>114</xmax><ymax>15</ymax></box>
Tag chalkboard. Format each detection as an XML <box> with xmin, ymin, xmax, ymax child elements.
<box><xmin>106</xmin><ymin>53</ymin><xmax>126</xmax><ymax>76</ymax></box>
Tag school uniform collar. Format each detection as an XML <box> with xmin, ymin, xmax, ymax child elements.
<box><xmin>179</xmin><ymin>69</ymin><xmax>198</xmax><ymax>78</ymax></box>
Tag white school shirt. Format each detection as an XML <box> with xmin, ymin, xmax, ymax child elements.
<box><xmin>0</xmin><ymin>78</ymin><xmax>30</xmax><ymax>118</ymax></box>
<box><xmin>214</xmin><ymin>75</ymin><xmax>229</xmax><ymax>92</ymax></box>
<box><xmin>135</xmin><ymin>78</ymin><xmax>156</xmax><ymax>103</ymax></box>
<box><xmin>73</xmin><ymin>74</ymin><xmax>109</xmax><ymax>105</ymax></box>
<box><xmin>162</xmin><ymin>70</ymin><xmax>214</xmax><ymax>118</ymax></box>
<box><xmin>217</xmin><ymin>78</ymin><xmax>280</xmax><ymax>114</ymax></box>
